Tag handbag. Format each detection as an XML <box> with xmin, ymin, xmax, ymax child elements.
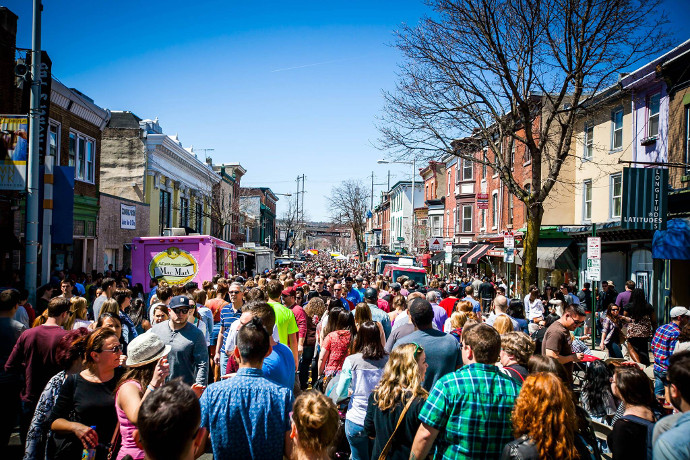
<box><xmin>106</xmin><ymin>421</ymin><xmax>121</xmax><ymax>460</ymax></box>
<box><xmin>377</xmin><ymin>396</ymin><xmax>415</xmax><ymax>460</ymax></box>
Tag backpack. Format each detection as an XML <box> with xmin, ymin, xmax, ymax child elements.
<box><xmin>620</xmin><ymin>414</ymin><xmax>655</xmax><ymax>460</ymax></box>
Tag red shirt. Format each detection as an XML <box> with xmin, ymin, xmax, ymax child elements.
<box><xmin>5</xmin><ymin>325</ymin><xmax>67</xmax><ymax>403</ymax></box>
<box><xmin>323</xmin><ymin>330</ymin><xmax>351</xmax><ymax>373</ymax></box>
<box><xmin>439</xmin><ymin>297</ymin><xmax>459</xmax><ymax>317</ymax></box>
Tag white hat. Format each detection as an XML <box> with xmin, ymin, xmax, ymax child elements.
<box><xmin>670</xmin><ymin>307</ymin><xmax>690</xmax><ymax>318</ymax></box>
<box><xmin>125</xmin><ymin>332</ymin><xmax>171</xmax><ymax>367</ymax></box>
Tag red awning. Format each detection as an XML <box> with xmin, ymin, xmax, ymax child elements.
<box><xmin>460</xmin><ymin>243</ymin><xmax>494</xmax><ymax>265</ymax></box>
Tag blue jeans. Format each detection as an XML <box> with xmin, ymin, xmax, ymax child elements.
<box><xmin>654</xmin><ymin>369</ymin><xmax>667</xmax><ymax>397</ymax></box>
<box><xmin>220</xmin><ymin>350</ymin><xmax>229</xmax><ymax>376</ymax></box>
<box><xmin>344</xmin><ymin>419</ymin><xmax>370</xmax><ymax>460</ymax></box>
<box><xmin>606</xmin><ymin>341</ymin><xmax>623</xmax><ymax>359</ymax></box>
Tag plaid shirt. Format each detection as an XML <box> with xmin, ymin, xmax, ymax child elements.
<box><xmin>651</xmin><ymin>322</ymin><xmax>681</xmax><ymax>373</ymax></box>
<box><xmin>419</xmin><ymin>363</ymin><xmax>521</xmax><ymax>460</ymax></box>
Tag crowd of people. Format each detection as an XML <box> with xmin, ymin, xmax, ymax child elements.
<box><xmin>0</xmin><ymin>258</ymin><xmax>689</xmax><ymax>460</ymax></box>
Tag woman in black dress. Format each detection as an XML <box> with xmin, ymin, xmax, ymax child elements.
<box><xmin>49</xmin><ymin>328</ymin><xmax>124</xmax><ymax>460</ymax></box>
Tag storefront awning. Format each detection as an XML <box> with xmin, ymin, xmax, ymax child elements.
<box><xmin>460</xmin><ymin>243</ymin><xmax>494</xmax><ymax>265</ymax></box>
<box><xmin>653</xmin><ymin>218</ymin><xmax>690</xmax><ymax>260</ymax></box>
<box><xmin>518</xmin><ymin>238</ymin><xmax>576</xmax><ymax>270</ymax></box>
<box><xmin>431</xmin><ymin>252</ymin><xmax>446</xmax><ymax>263</ymax></box>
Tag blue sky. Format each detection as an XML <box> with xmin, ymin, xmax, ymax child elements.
<box><xmin>5</xmin><ymin>0</ymin><xmax>689</xmax><ymax>221</ymax></box>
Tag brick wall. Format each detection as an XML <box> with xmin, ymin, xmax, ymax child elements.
<box><xmin>96</xmin><ymin>193</ymin><xmax>150</xmax><ymax>271</ymax></box>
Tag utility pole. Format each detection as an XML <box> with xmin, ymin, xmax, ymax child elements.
<box><xmin>25</xmin><ymin>0</ymin><xmax>42</xmax><ymax>306</ymax></box>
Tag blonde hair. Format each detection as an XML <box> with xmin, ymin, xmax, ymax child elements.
<box><xmin>33</xmin><ymin>309</ymin><xmax>49</xmax><ymax>327</ymax></box>
<box><xmin>494</xmin><ymin>315</ymin><xmax>514</xmax><ymax>335</ymax></box>
<box><xmin>501</xmin><ymin>332</ymin><xmax>535</xmax><ymax>366</ymax></box>
<box><xmin>450</xmin><ymin>311</ymin><xmax>468</xmax><ymax>330</ymax></box>
<box><xmin>99</xmin><ymin>298</ymin><xmax>120</xmax><ymax>318</ymax></box>
<box><xmin>304</xmin><ymin>297</ymin><xmax>326</xmax><ymax>319</ymax></box>
<box><xmin>373</xmin><ymin>343</ymin><xmax>428</xmax><ymax>411</ymax></box>
<box><xmin>456</xmin><ymin>300</ymin><xmax>478</xmax><ymax>321</ymax></box>
<box><xmin>292</xmin><ymin>391</ymin><xmax>339</xmax><ymax>454</ymax></box>
<box><xmin>64</xmin><ymin>296</ymin><xmax>88</xmax><ymax>330</ymax></box>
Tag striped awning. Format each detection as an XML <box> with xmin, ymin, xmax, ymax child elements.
<box><xmin>459</xmin><ymin>243</ymin><xmax>494</xmax><ymax>265</ymax></box>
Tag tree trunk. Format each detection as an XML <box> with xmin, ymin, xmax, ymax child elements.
<box><xmin>520</xmin><ymin>202</ymin><xmax>544</xmax><ymax>296</ymax></box>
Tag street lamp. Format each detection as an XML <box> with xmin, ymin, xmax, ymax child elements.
<box><xmin>377</xmin><ymin>158</ymin><xmax>417</xmax><ymax>253</ymax></box>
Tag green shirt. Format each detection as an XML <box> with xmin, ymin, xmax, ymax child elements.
<box><xmin>419</xmin><ymin>363</ymin><xmax>521</xmax><ymax>460</ymax></box>
<box><xmin>267</xmin><ymin>301</ymin><xmax>299</xmax><ymax>345</ymax></box>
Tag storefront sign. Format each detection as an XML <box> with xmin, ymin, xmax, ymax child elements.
<box><xmin>0</xmin><ymin>115</ymin><xmax>28</xmax><ymax>190</ymax></box>
<box><xmin>504</xmin><ymin>232</ymin><xmax>514</xmax><ymax>249</ymax></box>
<box><xmin>429</xmin><ymin>238</ymin><xmax>444</xmax><ymax>251</ymax></box>
<box><xmin>621</xmin><ymin>167</ymin><xmax>668</xmax><ymax>230</ymax></box>
<box><xmin>120</xmin><ymin>204</ymin><xmax>136</xmax><ymax>229</ymax></box>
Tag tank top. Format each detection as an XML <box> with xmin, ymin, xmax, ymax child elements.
<box><xmin>116</xmin><ymin>381</ymin><xmax>145</xmax><ymax>460</ymax></box>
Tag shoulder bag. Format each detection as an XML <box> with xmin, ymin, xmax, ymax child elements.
<box><xmin>377</xmin><ymin>396</ymin><xmax>415</xmax><ymax>460</ymax></box>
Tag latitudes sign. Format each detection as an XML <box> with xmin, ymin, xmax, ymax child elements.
<box><xmin>621</xmin><ymin>167</ymin><xmax>668</xmax><ymax>230</ymax></box>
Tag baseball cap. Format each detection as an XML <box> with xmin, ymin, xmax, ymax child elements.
<box><xmin>390</xmin><ymin>282</ymin><xmax>401</xmax><ymax>290</ymax></box>
<box><xmin>670</xmin><ymin>306</ymin><xmax>690</xmax><ymax>318</ymax></box>
<box><xmin>169</xmin><ymin>295</ymin><xmax>194</xmax><ymax>309</ymax></box>
<box><xmin>355</xmin><ymin>276</ymin><xmax>364</xmax><ymax>282</ymax></box>
<box><xmin>281</xmin><ymin>287</ymin><xmax>297</xmax><ymax>297</ymax></box>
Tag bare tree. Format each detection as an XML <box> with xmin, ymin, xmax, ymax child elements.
<box><xmin>277</xmin><ymin>197</ymin><xmax>309</xmax><ymax>254</ymax></box>
<box><xmin>328</xmin><ymin>180</ymin><xmax>369</xmax><ymax>262</ymax></box>
<box><xmin>378</xmin><ymin>0</ymin><xmax>668</xmax><ymax>292</ymax></box>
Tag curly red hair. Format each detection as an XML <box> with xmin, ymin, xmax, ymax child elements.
<box><xmin>511</xmin><ymin>372</ymin><xmax>578</xmax><ymax>460</ymax></box>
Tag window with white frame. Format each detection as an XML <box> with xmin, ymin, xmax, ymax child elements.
<box><xmin>583</xmin><ymin>125</ymin><xmax>594</xmax><ymax>160</ymax></box>
<box><xmin>510</xmin><ymin>142</ymin><xmax>515</xmax><ymax>170</ymax></box>
<box><xmin>648</xmin><ymin>92</ymin><xmax>661</xmax><ymax>137</ymax></box>
<box><xmin>462</xmin><ymin>205</ymin><xmax>472</xmax><ymax>232</ymax></box>
<box><xmin>48</xmin><ymin>122</ymin><xmax>60</xmax><ymax>163</ymax></box>
<box><xmin>447</xmin><ymin>171</ymin><xmax>452</xmax><ymax>195</ymax></box>
<box><xmin>611</xmin><ymin>109</ymin><xmax>623</xmax><ymax>150</ymax></box>
<box><xmin>69</xmin><ymin>130</ymin><xmax>95</xmax><ymax>182</ymax></box>
<box><xmin>462</xmin><ymin>158</ymin><xmax>473</xmax><ymax>181</ymax></box>
<box><xmin>492</xmin><ymin>191</ymin><xmax>498</xmax><ymax>228</ymax></box>
<box><xmin>430</xmin><ymin>215</ymin><xmax>442</xmax><ymax>237</ymax></box>
<box><xmin>508</xmin><ymin>194</ymin><xmax>514</xmax><ymax>226</ymax></box>
<box><xmin>583</xmin><ymin>180</ymin><xmax>592</xmax><ymax>221</ymax></box>
<box><xmin>454</xmin><ymin>207</ymin><xmax>459</xmax><ymax>232</ymax></box>
<box><xmin>610</xmin><ymin>174</ymin><xmax>622</xmax><ymax>219</ymax></box>
<box><xmin>481</xmin><ymin>209</ymin><xmax>486</xmax><ymax>230</ymax></box>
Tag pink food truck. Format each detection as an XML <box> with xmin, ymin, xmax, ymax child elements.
<box><xmin>131</xmin><ymin>235</ymin><xmax>238</xmax><ymax>287</ymax></box>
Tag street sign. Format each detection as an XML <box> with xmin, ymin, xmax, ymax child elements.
<box><xmin>587</xmin><ymin>258</ymin><xmax>601</xmax><ymax>281</ymax></box>
<box><xmin>503</xmin><ymin>248</ymin><xmax>514</xmax><ymax>263</ymax></box>
<box><xmin>503</xmin><ymin>232</ymin><xmax>514</xmax><ymax>249</ymax></box>
<box><xmin>429</xmin><ymin>238</ymin><xmax>444</xmax><ymax>251</ymax></box>
<box><xmin>445</xmin><ymin>251</ymin><xmax>452</xmax><ymax>263</ymax></box>
<box><xmin>587</xmin><ymin>237</ymin><xmax>601</xmax><ymax>259</ymax></box>
<box><xmin>444</xmin><ymin>241</ymin><xmax>453</xmax><ymax>253</ymax></box>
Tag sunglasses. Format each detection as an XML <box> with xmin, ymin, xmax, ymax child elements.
<box><xmin>229</xmin><ymin>291</ymin><xmax>241</xmax><ymax>295</ymax></box>
<box><xmin>172</xmin><ymin>307</ymin><xmax>191</xmax><ymax>314</ymax></box>
<box><xmin>572</xmin><ymin>319</ymin><xmax>585</xmax><ymax>326</ymax></box>
<box><xmin>412</xmin><ymin>342</ymin><xmax>424</xmax><ymax>359</ymax></box>
<box><xmin>100</xmin><ymin>345</ymin><xmax>123</xmax><ymax>353</ymax></box>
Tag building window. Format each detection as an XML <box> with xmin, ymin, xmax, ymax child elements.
<box><xmin>583</xmin><ymin>180</ymin><xmax>592</xmax><ymax>221</ymax></box>
<box><xmin>524</xmin><ymin>145</ymin><xmax>531</xmax><ymax>163</ymax></box>
<box><xmin>180</xmin><ymin>198</ymin><xmax>189</xmax><ymax>227</ymax></box>
<box><xmin>482</xmin><ymin>149</ymin><xmax>488</xmax><ymax>178</ymax></box>
<box><xmin>48</xmin><ymin>122</ymin><xmax>60</xmax><ymax>163</ymax></box>
<box><xmin>69</xmin><ymin>130</ymin><xmax>95</xmax><ymax>183</ymax></box>
<box><xmin>462</xmin><ymin>158</ymin><xmax>473</xmax><ymax>181</ymax></box>
<box><xmin>196</xmin><ymin>202</ymin><xmax>203</xmax><ymax>234</ymax></box>
<box><xmin>160</xmin><ymin>190</ymin><xmax>171</xmax><ymax>233</ymax></box>
<box><xmin>510</xmin><ymin>143</ymin><xmax>515</xmax><ymax>170</ymax></box>
<box><xmin>611</xmin><ymin>109</ymin><xmax>623</xmax><ymax>150</ymax></box>
<box><xmin>454</xmin><ymin>207</ymin><xmax>459</xmax><ymax>233</ymax></box>
<box><xmin>508</xmin><ymin>194</ymin><xmax>514</xmax><ymax>226</ymax></box>
<box><xmin>610</xmin><ymin>174</ymin><xmax>622</xmax><ymax>219</ymax></box>
<box><xmin>462</xmin><ymin>205</ymin><xmax>472</xmax><ymax>233</ymax></box>
<box><xmin>492</xmin><ymin>191</ymin><xmax>498</xmax><ymax>228</ymax></box>
<box><xmin>430</xmin><ymin>216</ymin><xmax>442</xmax><ymax>237</ymax></box>
<box><xmin>481</xmin><ymin>209</ymin><xmax>486</xmax><ymax>230</ymax></box>
<box><xmin>648</xmin><ymin>92</ymin><xmax>661</xmax><ymax>137</ymax></box>
<box><xmin>583</xmin><ymin>124</ymin><xmax>594</xmax><ymax>161</ymax></box>
<box><xmin>447</xmin><ymin>171</ymin><xmax>452</xmax><ymax>195</ymax></box>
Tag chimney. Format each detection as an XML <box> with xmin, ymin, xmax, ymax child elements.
<box><xmin>0</xmin><ymin>7</ymin><xmax>18</xmax><ymax>114</ymax></box>
<box><xmin>206</xmin><ymin>156</ymin><xmax>213</xmax><ymax>167</ymax></box>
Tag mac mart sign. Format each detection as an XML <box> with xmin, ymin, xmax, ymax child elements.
<box><xmin>621</xmin><ymin>167</ymin><xmax>668</xmax><ymax>231</ymax></box>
